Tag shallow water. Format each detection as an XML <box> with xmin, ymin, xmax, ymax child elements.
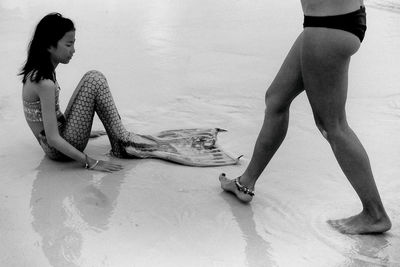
<box><xmin>1</xmin><ymin>0</ymin><xmax>399</xmax><ymax>266</ymax></box>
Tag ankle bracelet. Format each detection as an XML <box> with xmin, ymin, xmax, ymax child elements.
<box><xmin>234</xmin><ymin>178</ymin><xmax>255</xmax><ymax>196</ymax></box>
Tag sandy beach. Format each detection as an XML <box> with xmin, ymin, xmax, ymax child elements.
<box><xmin>1</xmin><ymin>0</ymin><xmax>399</xmax><ymax>266</ymax></box>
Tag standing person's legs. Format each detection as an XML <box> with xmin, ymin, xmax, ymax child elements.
<box><xmin>219</xmin><ymin>34</ymin><xmax>305</xmax><ymax>202</ymax></box>
<box><xmin>301</xmin><ymin>28</ymin><xmax>391</xmax><ymax>234</ymax></box>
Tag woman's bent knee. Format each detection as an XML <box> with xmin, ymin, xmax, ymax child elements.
<box><xmin>80</xmin><ymin>70</ymin><xmax>108</xmax><ymax>90</ymax></box>
<box><xmin>83</xmin><ymin>70</ymin><xmax>106</xmax><ymax>81</ymax></box>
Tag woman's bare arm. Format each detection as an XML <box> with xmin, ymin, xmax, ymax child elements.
<box><xmin>37</xmin><ymin>80</ymin><xmax>122</xmax><ymax>172</ymax></box>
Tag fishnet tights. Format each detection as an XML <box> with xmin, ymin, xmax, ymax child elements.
<box><xmin>61</xmin><ymin>70</ymin><xmax>133</xmax><ymax>158</ymax></box>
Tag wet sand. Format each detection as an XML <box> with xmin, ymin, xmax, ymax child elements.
<box><xmin>0</xmin><ymin>0</ymin><xmax>399</xmax><ymax>266</ymax></box>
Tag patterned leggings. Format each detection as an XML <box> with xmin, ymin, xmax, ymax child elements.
<box><xmin>40</xmin><ymin>70</ymin><xmax>135</xmax><ymax>160</ymax></box>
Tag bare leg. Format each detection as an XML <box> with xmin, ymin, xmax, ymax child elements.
<box><xmin>220</xmin><ymin>34</ymin><xmax>304</xmax><ymax>202</ymax></box>
<box><xmin>301</xmin><ymin>28</ymin><xmax>391</xmax><ymax>234</ymax></box>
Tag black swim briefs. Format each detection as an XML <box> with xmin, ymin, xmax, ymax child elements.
<box><xmin>303</xmin><ymin>6</ymin><xmax>367</xmax><ymax>42</ymax></box>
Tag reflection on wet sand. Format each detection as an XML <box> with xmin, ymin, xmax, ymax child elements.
<box><xmin>220</xmin><ymin>193</ymin><xmax>275</xmax><ymax>267</ymax></box>
<box><xmin>346</xmin><ymin>234</ymin><xmax>393</xmax><ymax>266</ymax></box>
<box><xmin>345</xmin><ymin>201</ymin><xmax>400</xmax><ymax>266</ymax></box>
<box><xmin>311</xmin><ymin>202</ymin><xmax>400</xmax><ymax>267</ymax></box>
<box><xmin>0</xmin><ymin>0</ymin><xmax>398</xmax><ymax>265</ymax></box>
<box><xmin>30</xmin><ymin>157</ymin><xmax>135</xmax><ymax>266</ymax></box>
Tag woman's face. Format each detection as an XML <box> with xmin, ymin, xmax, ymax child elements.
<box><xmin>48</xmin><ymin>30</ymin><xmax>75</xmax><ymax>65</ymax></box>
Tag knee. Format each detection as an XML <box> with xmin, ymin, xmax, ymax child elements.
<box><xmin>315</xmin><ymin>119</ymin><xmax>349</xmax><ymax>142</ymax></box>
<box><xmin>83</xmin><ymin>70</ymin><xmax>107</xmax><ymax>82</ymax></box>
<box><xmin>82</xmin><ymin>70</ymin><xmax>108</xmax><ymax>88</ymax></box>
<box><xmin>265</xmin><ymin>91</ymin><xmax>290</xmax><ymax>115</ymax></box>
<box><xmin>315</xmin><ymin>121</ymin><xmax>329</xmax><ymax>140</ymax></box>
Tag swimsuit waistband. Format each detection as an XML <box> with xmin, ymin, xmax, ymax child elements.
<box><xmin>303</xmin><ymin>6</ymin><xmax>367</xmax><ymax>42</ymax></box>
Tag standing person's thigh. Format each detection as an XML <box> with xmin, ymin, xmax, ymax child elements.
<box><xmin>266</xmin><ymin>33</ymin><xmax>305</xmax><ymax>110</ymax></box>
<box><xmin>301</xmin><ymin>28</ymin><xmax>361</xmax><ymax>128</ymax></box>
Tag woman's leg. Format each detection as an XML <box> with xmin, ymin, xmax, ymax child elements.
<box><xmin>301</xmin><ymin>28</ymin><xmax>391</xmax><ymax>234</ymax></box>
<box><xmin>63</xmin><ymin>70</ymin><xmax>154</xmax><ymax>157</ymax></box>
<box><xmin>220</xmin><ymin>34</ymin><xmax>305</xmax><ymax>202</ymax></box>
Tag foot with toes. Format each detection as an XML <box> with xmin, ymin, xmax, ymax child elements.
<box><xmin>327</xmin><ymin>211</ymin><xmax>391</xmax><ymax>235</ymax></box>
<box><xmin>219</xmin><ymin>173</ymin><xmax>254</xmax><ymax>203</ymax></box>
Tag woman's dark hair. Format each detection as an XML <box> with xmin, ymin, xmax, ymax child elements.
<box><xmin>19</xmin><ymin>13</ymin><xmax>75</xmax><ymax>83</ymax></box>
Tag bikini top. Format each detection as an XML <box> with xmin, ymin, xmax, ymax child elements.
<box><xmin>23</xmin><ymin>82</ymin><xmax>64</xmax><ymax>122</ymax></box>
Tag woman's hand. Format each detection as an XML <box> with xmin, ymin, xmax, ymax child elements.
<box><xmin>88</xmin><ymin>159</ymin><xmax>124</xmax><ymax>172</ymax></box>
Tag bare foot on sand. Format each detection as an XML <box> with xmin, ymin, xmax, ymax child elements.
<box><xmin>327</xmin><ymin>211</ymin><xmax>391</xmax><ymax>235</ymax></box>
<box><xmin>219</xmin><ymin>173</ymin><xmax>254</xmax><ymax>203</ymax></box>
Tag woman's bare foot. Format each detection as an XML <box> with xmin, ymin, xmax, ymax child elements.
<box><xmin>219</xmin><ymin>173</ymin><xmax>254</xmax><ymax>203</ymax></box>
<box><xmin>327</xmin><ymin>211</ymin><xmax>391</xmax><ymax>235</ymax></box>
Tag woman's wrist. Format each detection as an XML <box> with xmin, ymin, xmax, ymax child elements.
<box><xmin>84</xmin><ymin>154</ymin><xmax>99</xmax><ymax>169</ymax></box>
<box><xmin>84</xmin><ymin>153</ymin><xmax>91</xmax><ymax>168</ymax></box>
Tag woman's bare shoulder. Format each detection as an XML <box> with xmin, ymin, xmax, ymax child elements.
<box><xmin>23</xmin><ymin>78</ymin><xmax>57</xmax><ymax>100</ymax></box>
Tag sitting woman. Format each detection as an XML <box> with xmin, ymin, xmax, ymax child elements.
<box><xmin>20</xmin><ymin>12</ymin><xmax>155</xmax><ymax>172</ymax></box>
